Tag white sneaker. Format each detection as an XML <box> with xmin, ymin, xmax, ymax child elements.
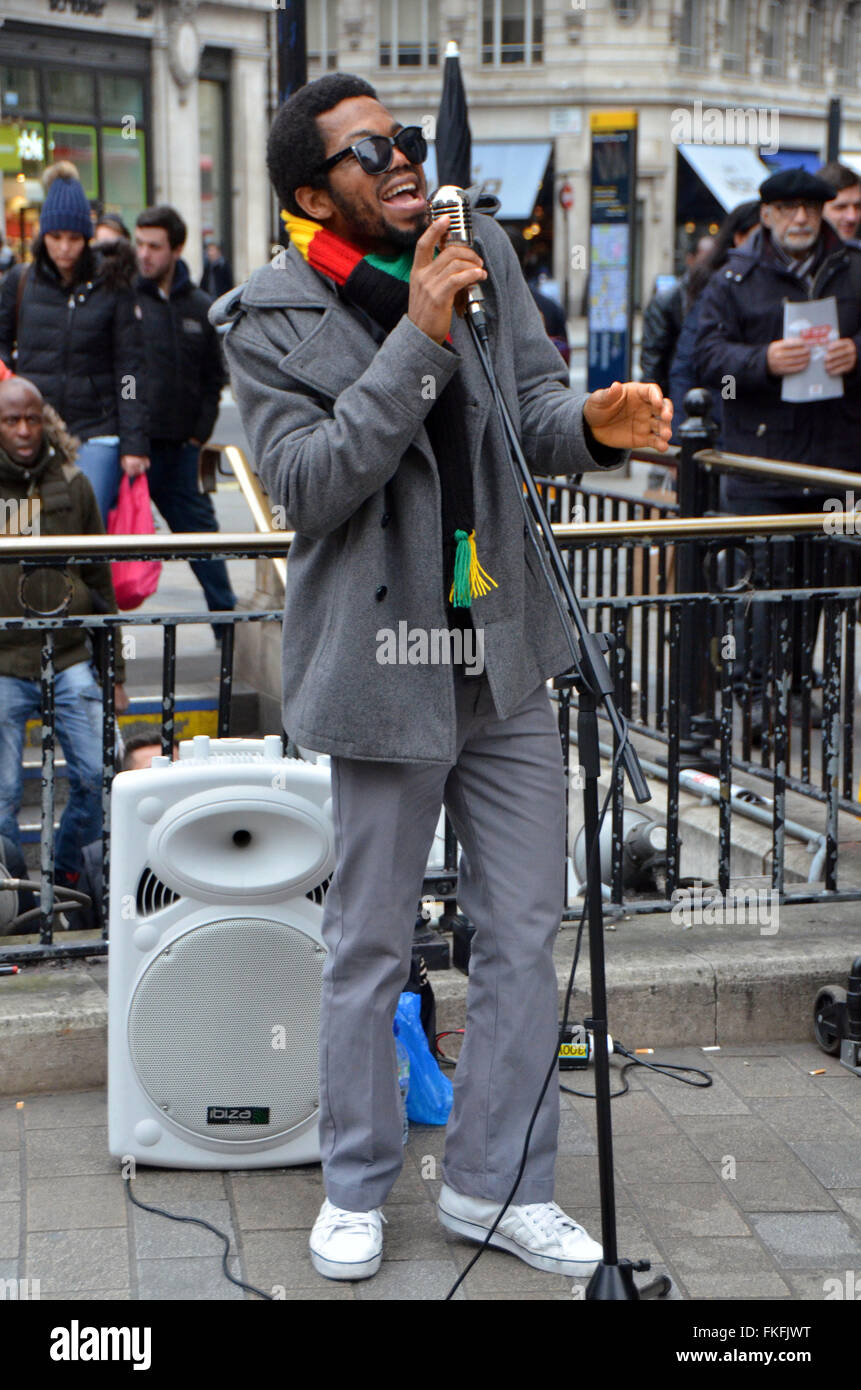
<box><xmin>437</xmin><ymin>1183</ymin><xmax>602</xmax><ymax>1276</ymax></box>
<box><xmin>309</xmin><ymin>1198</ymin><xmax>386</xmax><ymax>1281</ymax></box>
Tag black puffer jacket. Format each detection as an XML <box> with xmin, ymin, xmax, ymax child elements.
<box><xmin>0</xmin><ymin>239</ymin><xmax>148</xmax><ymax>457</ymax></box>
<box><xmin>135</xmin><ymin>259</ymin><xmax>225</xmax><ymax>444</ymax></box>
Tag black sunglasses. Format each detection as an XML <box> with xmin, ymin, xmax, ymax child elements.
<box><xmin>319</xmin><ymin>126</ymin><xmax>428</xmax><ymax>177</ymax></box>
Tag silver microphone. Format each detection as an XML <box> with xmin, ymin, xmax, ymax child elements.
<box><xmin>428</xmin><ymin>185</ymin><xmax>488</xmax><ymax>338</ymax></box>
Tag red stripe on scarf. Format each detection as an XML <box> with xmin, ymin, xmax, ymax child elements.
<box><xmin>305</xmin><ymin>228</ymin><xmax>364</xmax><ymax>286</ymax></box>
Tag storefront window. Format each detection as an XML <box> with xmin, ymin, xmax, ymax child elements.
<box><xmin>48</xmin><ymin>125</ymin><xmax>98</xmax><ymax>199</ymax></box>
<box><xmin>46</xmin><ymin>70</ymin><xmax>96</xmax><ymax>118</ymax></box>
<box><xmin>1</xmin><ymin>118</ymin><xmax>46</xmax><ymax>260</ymax></box>
<box><xmin>101</xmin><ymin>127</ymin><xmax>146</xmax><ymax>233</ymax></box>
<box><xmin>1</xmin><ymin>65</ymin><xmax>41</xmax><ymax>116</ymax></box>
<box><xmin>100</xmin><ymin>75</ymin><xmax>145</xmax><ymax>124</ymax></box>
<box><xmin>0</xmin><ymin>44</ymin><xmax>150</xmax><ymax>261</ymax></box>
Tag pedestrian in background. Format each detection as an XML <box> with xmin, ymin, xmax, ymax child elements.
<box><xmin>201</xmin><ymin>238</ymin><xmax>234</xmax><ymax>299</ymax></box>
<box><xmin>818</xmin><ymin>160</ymin><xmax>861</xmax><ymax>247</ymax></box>
<box><xmin>669</xmin><ymin>200</ymin><xmax>760</xmax><ymax>444</ymax></box>
<box><xmin>0</xmin><ymin>171</ymin><xmax>149</xmax><ymax>521</ymax></box>
<box><xmin>134</xmin><ymin>206</ymin><xmax>235</xmax><ymax>626</ymax></box>
<box><xmin>640</xmin><ymin>234</ymin><xmax>714</xmax><ymax>395</ymax></box>
<box><xmin>94</xmin><ymin>212</ymin><xmax>132</xmax><ymax>247</ymax></box>
<box><xmin>694</xmin><ymin>168</ymin><xmax>861</xmax><ymax>733</ymax></box>
<box><xmin>0</xmin><ymin>376</ymin><xmax>128</xmax><ymax>893</ymax></box>
<box><xmin>0</xmin><ymin>233</ymin><xmax>15</xmax><ymax>286</ymax></box>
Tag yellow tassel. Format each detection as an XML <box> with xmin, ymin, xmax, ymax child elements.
<box><xmin>448</xmin><ymin>531</ymin><xmax>498</xmax><ymax>605</ymax></box>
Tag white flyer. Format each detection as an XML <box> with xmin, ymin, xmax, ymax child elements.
<box><xmin>781</xmin><ymin>296</ymin><xmax>844</xmax><ymax>402</ymax></box>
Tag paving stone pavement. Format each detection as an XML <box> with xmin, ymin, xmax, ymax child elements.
<box><xmin>3</xmin><ymin>1041</ymin><xmax>861</xmax><ymax>1302</ymax></box>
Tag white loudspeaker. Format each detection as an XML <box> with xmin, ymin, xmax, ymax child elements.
<box><xmin>107</xmin><ymin>736</ymin><xmax>334</xmax><ymax>1170</ymax></box>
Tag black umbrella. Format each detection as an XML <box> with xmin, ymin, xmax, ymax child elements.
<box><xmin>435</xmin><ymin>41</ymin><xmax>471</xmax><ymax>190</ymax></box>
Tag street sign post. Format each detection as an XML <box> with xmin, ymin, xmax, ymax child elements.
<box><xmin>587</xmin><ymin>111</ymin><xmax>638</xmax><ymax>392</ymax></box>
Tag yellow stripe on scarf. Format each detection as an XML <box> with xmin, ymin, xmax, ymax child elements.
<box><xmin>280</xmin><ymin>209</ymin><xmax>322</xmax><ymax>260</ymax></box>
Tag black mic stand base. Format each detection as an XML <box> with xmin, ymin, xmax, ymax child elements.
<box><xmin>587</xmin><ymin>1258</ymin><xmax>672</xmax><ymax>1301</ymax></box>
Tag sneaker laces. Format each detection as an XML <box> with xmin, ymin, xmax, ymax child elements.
<box><xmin>517</xmin><ymin>1201</ymin><xmax>585</xmax><ymax>1242</ymax></box>
<box><xmin>316</xmin><ymin>1202</ymin><xmax>387</xmax><ymax>1239</ymax></box>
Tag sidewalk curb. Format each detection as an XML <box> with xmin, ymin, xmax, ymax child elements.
<box><xmin>2</xmin><ymin>908</ymin><xmax>856</xmax><ymax>1094</ymax></box>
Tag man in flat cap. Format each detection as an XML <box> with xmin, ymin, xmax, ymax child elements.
<box><xmin>693</xmin><ymin>167</ymin><xmax>861</xmax><ymax>735</ymax></box>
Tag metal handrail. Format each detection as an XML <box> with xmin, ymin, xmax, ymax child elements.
<box><xmin>0</xmin><ymin>510</ymin><xmax>852</xmax><ymax>560</ymax></box>
<box><xmin>576</xmin><ymin>444</ymin><xmax>861</xmax><ymax>496</ymax></box>
<box><xmin>209</xmin><ymin>437</ymin><xmax>861</xmax><ymax>542</ymax></box>
<box><xmin>694</xmin><ymin>450</ymin><xmax>861</xmax><ymax>493</ymax></box>
<box><xmin>213</xmin><ymin>443</ymin><xmax>287</xmax><ymax>587</ymax></box>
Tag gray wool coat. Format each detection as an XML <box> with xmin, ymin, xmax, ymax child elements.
<box><xmin>210</xmin><ymin>213</ymin><xmax>625</xmax><ymax>763</ymax></box>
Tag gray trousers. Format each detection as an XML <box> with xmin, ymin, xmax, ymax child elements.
<box><xmin>318</xmin><ymin>671</ymin><xmax>565</xmax><ymax>1212</ymax></box>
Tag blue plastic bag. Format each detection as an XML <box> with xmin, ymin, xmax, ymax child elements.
<box><xmin>394</xmin><ymin>991</ymin><xmax>453</xmax><ymax>1125</ymax></box>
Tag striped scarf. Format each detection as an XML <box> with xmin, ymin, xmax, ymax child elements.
<box><xmin>282</xmin><ymin>210</ymin><xmax>496</xmax><ymax>609</ymax></box>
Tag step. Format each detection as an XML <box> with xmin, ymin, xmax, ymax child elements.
<box><xmin>1</xmin><ymin>902</ymin><xmax>855</xmax><ymax>1095</ymax></box>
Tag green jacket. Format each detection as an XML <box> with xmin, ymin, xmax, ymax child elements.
<box><xmin>0</xmin><ymin>439</ymin><xmax>126</xmax><ymax>682</ymax></box>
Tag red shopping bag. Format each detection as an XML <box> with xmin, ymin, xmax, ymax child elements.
<box><xmin>107</xmin><ymin>474</ymin><xmax>162</xmax><ymax>610</ymax></box>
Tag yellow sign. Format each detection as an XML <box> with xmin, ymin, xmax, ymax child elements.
<box><xmin>590</xmin><ymin>111</ymin><xmax>638</xmax><ymax>132</ymax></box>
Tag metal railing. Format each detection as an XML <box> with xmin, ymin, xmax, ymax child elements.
<box><xmin>3</xmin><ymin>418</ymin><xmax>861</xmax><ymax>959</ymax></box>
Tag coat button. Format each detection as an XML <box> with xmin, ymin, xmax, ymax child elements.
<box><xmin>375</xmin><ymin>585</ymin><xmax>388</xmax><ymax>601</ymax></box>
<box><xmin>380</xmin><ymin>512</ymin><xmax>390</xmax><ymax>527</ymax></box>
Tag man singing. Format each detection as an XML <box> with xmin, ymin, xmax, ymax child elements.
<box><xmin>212</xmin><ymin>74</ymin><xmax>672</xmax><ymax>1283</ymax></box>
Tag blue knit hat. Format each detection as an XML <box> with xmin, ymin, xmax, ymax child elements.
<box><xmin>40</xmin><ymin>176</ymin><xmax>93</xmax><ymax>239</ymax></box>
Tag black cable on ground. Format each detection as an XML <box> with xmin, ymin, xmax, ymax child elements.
<box><xmin>123</xmin><ymin>1177</ymin><xmax>273</xmax><ymax>1300</ymax></box>
<box><xmin>560</xmin><ymin>1042</ymin><xmax>714</xmax><ymax>1099</ymax></box>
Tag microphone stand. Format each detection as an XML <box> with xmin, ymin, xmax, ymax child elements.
<box><xmin>464</xmin><ymin>306</ymin><xmax>671</xmax><ymax>1301</ymax></box>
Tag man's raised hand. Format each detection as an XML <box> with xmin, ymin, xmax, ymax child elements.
<box><xmin>583</xmin><ymin>381</ymin><xmax>673</xmax><ymax>452</ymax></box>
<box><xmin>408</xmin><ymin>216</ymin><xmax>487</xmax><ymax>345</ymax></box>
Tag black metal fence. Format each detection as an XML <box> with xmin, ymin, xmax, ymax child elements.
<box><xmin>3</xmin><ymin>428</ymin><xmax>861</xmax><ymax>963</ymax></box>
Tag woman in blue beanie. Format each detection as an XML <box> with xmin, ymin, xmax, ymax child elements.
<box><xmin>0</xmin><ymin>173</ymin><xmax>149</xmax><ymax>518</ymax></box>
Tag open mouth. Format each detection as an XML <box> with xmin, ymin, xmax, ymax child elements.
<box><xmin>380</xmin><ymin>175</ymin><xmax>426</xmax><ymax>213</ymax></box>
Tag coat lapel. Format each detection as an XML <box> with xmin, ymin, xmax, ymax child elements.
<box><xmin>261</xmin><ymin>246</ymin><xmax>446</xmax><ymax>472</ymax></box>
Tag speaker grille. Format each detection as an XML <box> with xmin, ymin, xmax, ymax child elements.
<box><xmin>128</xmin><ymin>918</ymin><xmax>324</xmax><ymax>1141</ymax></box>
